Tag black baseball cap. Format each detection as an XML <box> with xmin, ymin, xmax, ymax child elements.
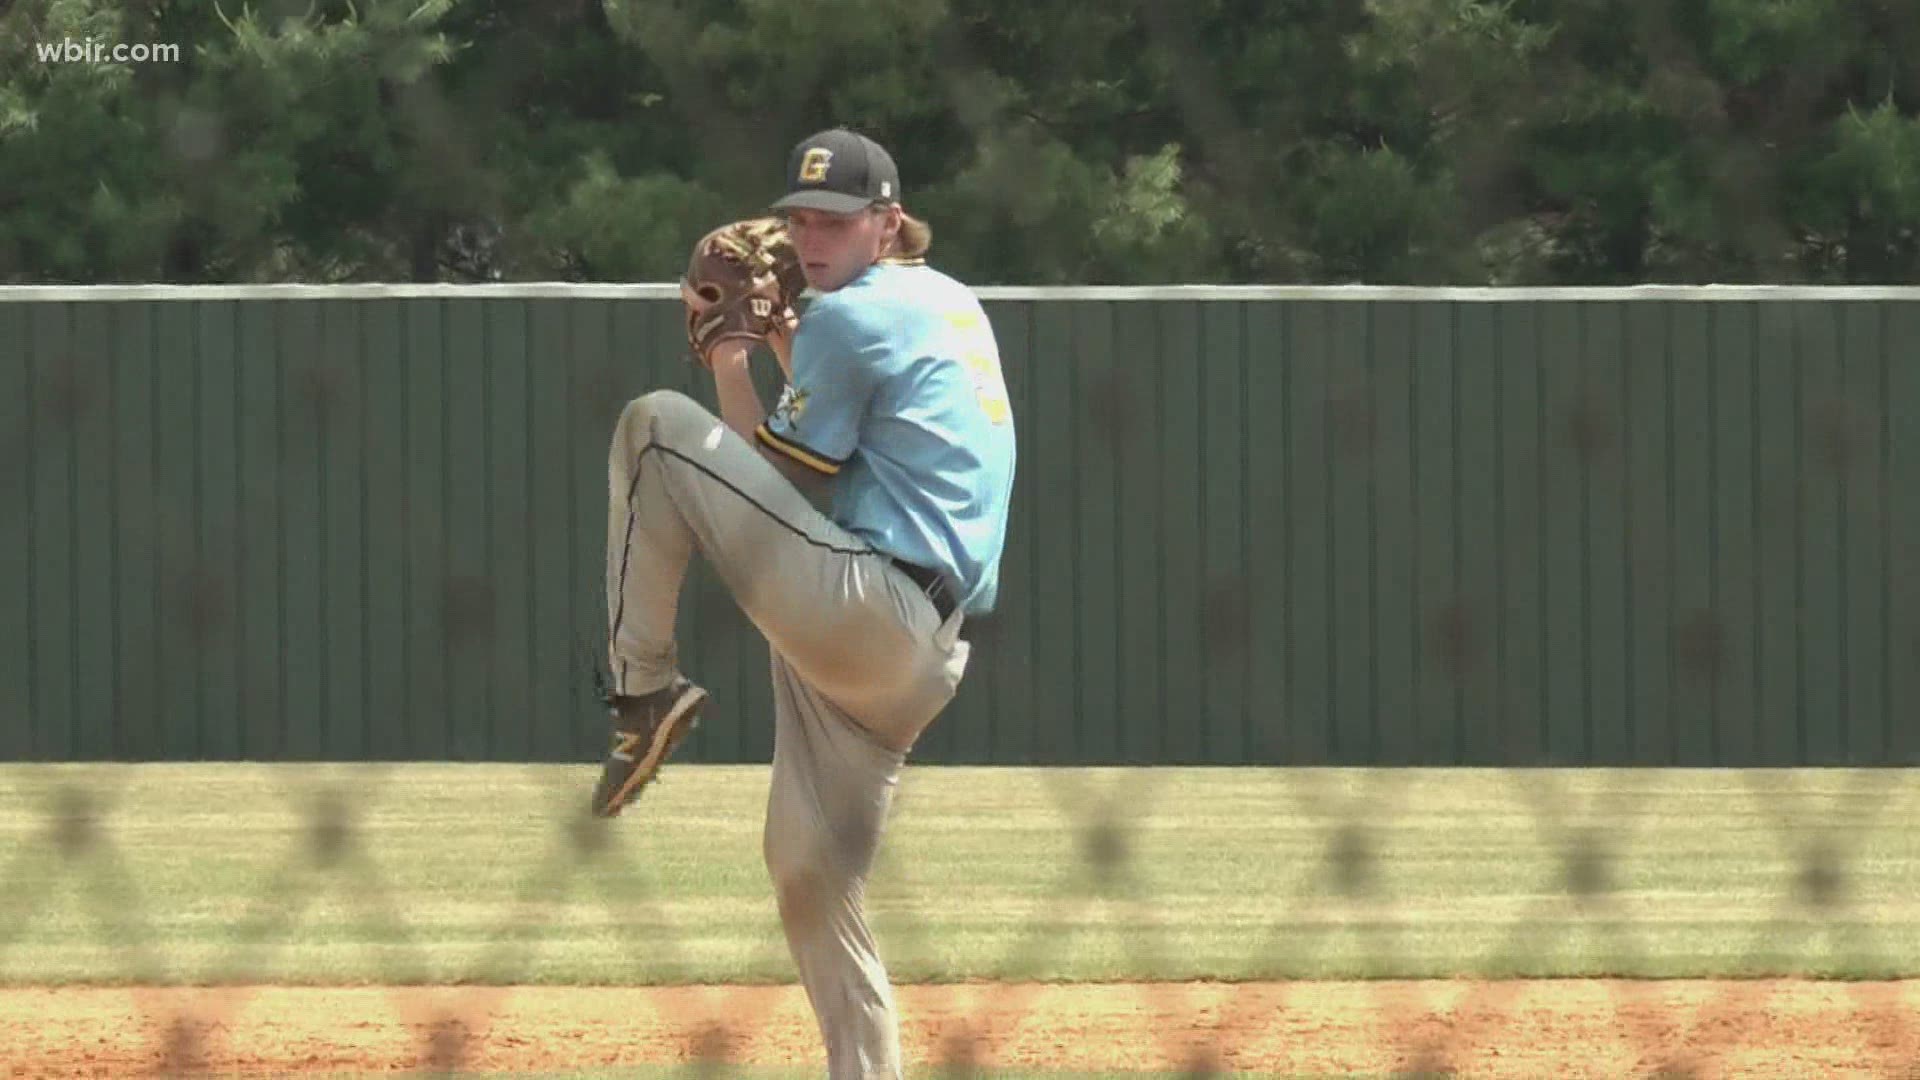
<box><xmin>770</xmin><ymin>128</ymin><xmax>901</xmax><ymax>214</ymax></box>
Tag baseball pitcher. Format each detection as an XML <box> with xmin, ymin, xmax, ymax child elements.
<box><xmin>591</xmin><ymin>127</ymin><xmax>1018</xmax><ymax>1079</ymax></box>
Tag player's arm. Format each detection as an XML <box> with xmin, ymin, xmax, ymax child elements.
<box><xmin>750</xmin><ymin>299</ymin><xmax>878</xmax><ymax>491</ymax></box>
<box><xmin>708</xmin><ymin>343</ymin><xmax>827</xmax><ymax>493</ymax></box>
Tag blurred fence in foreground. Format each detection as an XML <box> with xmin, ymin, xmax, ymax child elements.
<box><xmin>1</xmin><ymin>764</ymin><xmax>1916</xmax><ymax>1076</ymax></box>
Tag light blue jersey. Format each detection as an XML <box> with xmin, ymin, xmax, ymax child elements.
<box><xmin>755</xmin><ymin>261</ymin><xmax>1017</xmax><ymax>615</ymax></box>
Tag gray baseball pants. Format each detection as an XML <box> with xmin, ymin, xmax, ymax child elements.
<box><xmin>605</xmin><ymin>389</ymin><xmax>970</xmax><ymax>1079</ymax></box>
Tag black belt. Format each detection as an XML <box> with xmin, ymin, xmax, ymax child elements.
<box><xmin>890</xmin><ymin>557</ymin><xmax>957</xmax><ymax>622</ymax></box>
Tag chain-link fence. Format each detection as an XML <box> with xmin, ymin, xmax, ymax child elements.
<box><xmin>6</xmin><ymin>0</ymin><xmax>1920</xmax><ymax>1075</ymax></box>
<box><xmin>5</xmin><ymin>285</ymin><xmax>1919</xmax><ymax>1076</ymax></box>
<box><xmin>2</xmin><ymin>756</ymin><xmax>1917</xmax><ymax>1073</ymax></box>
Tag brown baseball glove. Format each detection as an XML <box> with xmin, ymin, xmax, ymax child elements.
<box><xmin>678</xmin><ymin>217</ymin><xmax>806</xmax><ymax>368</ymax></box>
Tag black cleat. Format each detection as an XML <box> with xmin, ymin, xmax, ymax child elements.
<box><xmin>590</xmin><ymin>676</ymin><xmax>708</xmax><ymax>818</ymax></box>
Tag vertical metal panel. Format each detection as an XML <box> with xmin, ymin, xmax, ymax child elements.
<box><xmin>1754</xmin><ymin>303</ymin><xmax>1803</xmax><ymax>766</ymax></box>
<box><xmin>115</xmin><ymin>301</ymin><xmax>159</xmax><ymax>760</ymax></box>
<box><xmin>1453</xmin><ymin>305</ymin><xmax>1502</xmax><ymax>761</ymax></box>
<box><xmin>1242</xmin><ymin>301</ymin><xmax>1288</xmax><ymax>765</ymax></box>
<box><xmin>276</xmin><ymin>301</ymin><xmax>325</xmax><ymax>760</ymax></box>
<box><xmin>1199</xmin><ymin>302</ymin><xmax>1248</xmax><ymax>764</ymax></box>
<box><xmin>70</xmin><ymin>305</ymin><xmax>115</xmax><ymax>760</ymax></box>
<box><xmin>402</xmin><ymin>299</ymin><xmax>449</xmax><ymax>759</ymax></box>
<box><xmin>1072</xmin><ymin>301</ymin><xmax>1122</xmax><ymax>763</ymax></box>
<box><xmin>321</xmin><ymin>299</ymin><xmax>369</xmax><ymax>760</ymax></box>
<box><xmin>1839</xmin><ymin>302</ymin><xmax>1888</xmax><ymax>763</ymax></box>
<box><xmin>981</xmin><ymin>298</ymin><xmax>1037</xmax><ymax>764</ymax></box>
<box><xmin>1796</xmin><ymin>302</ymin><xmax>1846</xmax><ymax>764</ymax></box>
<box><xmin>1668</xmin><ymin>304</ymin><xmax>1717</xmax><ymax>764</ymax></box>
<box><xmin>156</xmin><ymin>299</ymin><xmax>203</xmax><ymax>760</ymax></box>
<box><xmin>1709</xmin><ymin>303</ymin><xmax>1759</xmax><ymax>766</ymax></box>
<box><xmin>525</xmin><ymin>301</ymin><xmax>573</xmax><ymax>764</ymax></box>
<box><xmin>1538</xmin><ymin>301</ymin><xmax>1586</xmax><ymax>764</ymax></box>
<box><xmin>1369</xmin><ymin>303</ymin><xmax>1417</xmax><ymax>765</ymax></box>
<box><xmin>1028</xmin><ymin>302</ymin><xmax>1078</xmax><ymax>763</ymax></box>
<box><xmin>233</xmin><ymin>300</ymin><xmax>279</xmax><ymax>760</ymax></box>
<box><xmin>1412</xmin><ymin>302</ymin><xmax>1460</xmax><ymax>764</ymax></box>
<box><xmin>485</xmin><ymin>300</ymin><xmax>533</xmax><ymax>763</ymax></box>
<box><xmin>363</xmin><ymin>299</ymin><xmax>410</xmax><ymax>760</ymax></box>
<box><xmin>194</xmin><ymin>302</ymin><xmax>242</xmax><ymax>761</ymax></box>
<box><xmin>1495</xmin><ymin>303</ymin><xmax>1547</xmax><ymax>764</ymax></box>
<box><xmin>442</xmin><ymin>299</ymin><xmax>490</xmax><ymax>760</ymax></box>
<box><xmin>1582</xmin><ymin>303</ymin><xmax>1631</xmax><ymax>764</ymax></box>
<box><xmin>1282</xmin><ymin>302</ymin><xmax>1332</xmax><ymax>764</ymax></box>
<box><xmin>0</xmin><ymin>302</ymin><xmax>32</xmax><ymax>761</ymax></box>
<box><xmin>1110</xmin><ymin>299</ymin><xmax>1163</xmax><ymax>764</ymax></box>
<box><xmin>1624</xmin><ymin>303</ymin><xmax>1674</xmax><ymax>764</ymax></box>
<box><xmin>1328</xmin><ymin>302</ymin><xmax>1374</xmax><ymax>761</ymax></box>
<box><xmin>31</xmin><ymin>302</ymin><xmax>76</xmax><ymax>761</ymax></box>
<box><xmin>1156</xmin><ymin>302</ymin><xmax>1205</xmax><ymax>763</ymax></box>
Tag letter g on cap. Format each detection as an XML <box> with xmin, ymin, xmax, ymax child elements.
<box><xmin>799</xmin><ymin>148</ymin><xmax>833</xmax><ymax>183</ymax></box>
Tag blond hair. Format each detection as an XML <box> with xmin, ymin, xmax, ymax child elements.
<box><xmin>880</xmin><ymin>210</ymin><xmax>932</xmax><ymax>264</ymax></box>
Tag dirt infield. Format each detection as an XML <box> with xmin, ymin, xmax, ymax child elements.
<box><xmin>3</xmin><ymin>980</ymin><xmax>1917</xmax><ymax>1077</ymax></box>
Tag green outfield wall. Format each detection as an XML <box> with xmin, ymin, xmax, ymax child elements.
<box><xmin>3</xmin><ymin>285</ymin><xmax>1917</xmax><ymax>766</ymax></box>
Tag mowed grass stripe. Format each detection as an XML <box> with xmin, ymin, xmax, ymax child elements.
<box><xmin>0</xmin><ymin>765</ymin><xmax>1914</xmax><ymax>985</ymax></box>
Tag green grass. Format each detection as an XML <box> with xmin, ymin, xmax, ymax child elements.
<box><xmin>0</xmin><ymin>763</ymin><xmax>1915</xmax><ymax>986</ymax></box>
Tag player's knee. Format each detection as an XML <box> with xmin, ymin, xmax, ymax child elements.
<box><xmin>769</xmin><ymin>864</ymin><xmax>827</xmax><ymax>926</ymax></box>
<box><xmin>764</xmin><ymin>821</ymin><xmax>834</xmax><ymax>911</ymax></box>
<box><xmin>617</xmin><ymin>388</ymin><xmax>682</xmax><ymax>430</ymax></box>
<box><xmin>618</xmin><ymin>389</ymin><xmax>709</xmax><ymax>446</ymax></box>
<box><xmin>763</xmin><ymin>818</ymin><xmax>801</xmax><ymax>883</ymax></box>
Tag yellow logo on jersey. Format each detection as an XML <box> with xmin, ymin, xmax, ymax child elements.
<box><xmin>947</xmin><ymin>312</ymin><xmax>1011</xmax><ymax>426</ymax></box>
<box><xmin>799</xmin><ymin>148</ymin><xmax>833</xmax><ymax>183</ymax></box>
